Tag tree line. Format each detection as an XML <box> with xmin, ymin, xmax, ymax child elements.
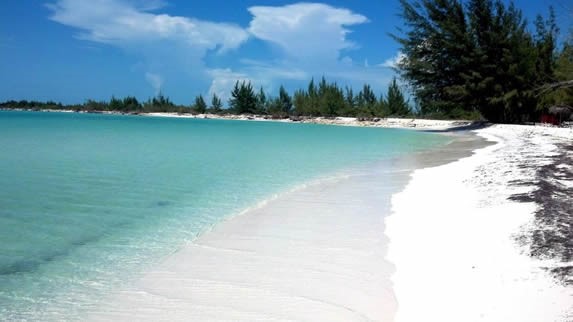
<box><xmin>395</xmin><ymin>0</ymin><xmax>572</xmax><ymax>123</ymax></box>
<box><xmin>0</xmin><ymin>77</ymin><xmax>412</xmax><ymax>119</ymax></box>
<box><xmin>227</xmin><ymin>77</ymin><xmax>410</xmax><ymax>118</ymax></box>
<box><xmin>0</xmin><ymin>94</ymin><xmax>183</xmax><ymax>114</ymax></box>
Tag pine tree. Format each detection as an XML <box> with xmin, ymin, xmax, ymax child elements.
<box><xmin>316</xmin><ymin>78</ymin><xmax>345</xmax><ymax>116</ymax></box>
<box><xmin>256</xmin><ymin>87</ymin><xmax>267</xmax><ymax>114</ymax></box>
<box><xmin>109</xmin><ymin>96</ymin><xmax>123</xmax><ymax>111</ymax></box>
<box><xmin>344</xmin><ymin>86</ymin><xmax>356</xmax><ymax>116</ymax></box>
<box><xmin>471</xmin><ymin>1</ymin><xmax>538</xmax><ymax>123</ymax></box>
<box><xmin>122</xmin><ymin>96</ymin><xmax>140</xmax><ymax>111</ymax></box>
<box><xmin>387</xmin><ymin>78</ymin><xmax>410</xmax><ymax>116</ymax></box>
<box><xmin>229</xmin><ymin>81</ymin><xmax>241</xmax><ymax>113</ymax></box>
<box><xmin>229</xmin><ymin>81</ymin><xmax>257</xmax><ymax>114</ymax></box>
<box><xmin>194</xmin><ymin>95</ymin><xmax>207</xmax><ymax>114</ymax></box>
<box><xmin>534</xmin><ymin>7</ymin><xmax>559</xmax><ymax>85</ymax></box>
<box><xmin>307</xmin><ymin>78</ymin><xmax>319</xmax><ymax>116</ymax></box>
<box><xmin>395</xmin><ymin>0</ymin><xmax>552</xmax><ymax>122</ymax></box>
<box><xmin>541</xmin><ymin>32</ymin><xmax>573</xmax><ymax>107</ymax></box>
<box><xmin>394</xmin><ymin>0</ymin><xmax>472</xmax><ymax>116</ymax></box>
<box><xmin>378</xmin><ymin>94</ymin><xmax>389</xmax><ymax>117</ymax></box>
<box><xmin>293</xmin><ymin>89</ymin><xmax>307</xmax><ymax>116</ymax></box>
<box><xmin>278</xmin><ymin>86</ymin><xmax>292</xmax><ymax>115</ymax></box>
<box><xmin>210</xmin><ymin>93</ymin><xmax>222</xmax><ymax>113</ymax></box>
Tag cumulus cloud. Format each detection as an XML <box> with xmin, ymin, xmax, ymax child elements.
<box><xmin>233</xmin><ymin>3</ymin><xmax>398</xmax><ymax>96</ymax></box>
<box><xmin>206</xmin><ymin>61</ymin><xmax>311</xmax><ymax>106</ymax></box>
<box><xmin>239</xmin><ymin>59</ymin><xmax>308</xmax><ymax>81</ymax></box>
<box><xmin>206</xmin><ymin>69</ymin><xmax>253</xmax><ymax>103</ymax></box>
<box><xmin>47</xmin><ymin>0</ymin><xmax>249</xmax><ymax>96</ymax></box>
<box><xmin>380</xmin><ymin>52</ymin><xmax>405</xmax><ymax>68</ymax></box>
<box><xmin>248</xmin><ymin>3</ymin><xmax>368</xmax><ymax>62</ymax></box>
<box><xmin>241</xmin><ymin>3</ymin><xmax>398</xmax><ymax>92</ymax></box>
<box><xmin>47</xmin><ymin>0</ymin><xmax>248</xmax><ymax>52</ymax></box>
<box><xmin>47</xmin><ymin>1</ymin><xmax>398</xmax><ymax>101</ymax></box>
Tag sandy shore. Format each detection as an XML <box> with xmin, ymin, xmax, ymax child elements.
<box><xmin>81</xmin><ymin>119</ymin><xmax>572</xmax><ymax>321</ymax></box>
<box><xmin>86</xmin><ymin>131</ymin><xmax>483</xmax><ymax>321</ymax></box>
<box><xmin>144</xmin><ymin>112</ymin><xmax>476</xmax><ymax>131</ymax></box>
<box><xmin>387</xmin><ymin>124</ymin><xmax>573</xmax><ymax>322</ymax></box>
<box><xmin>1</xmin><ymin>108</ymin><xmax>478</xmax><ymax>131</ymax></box>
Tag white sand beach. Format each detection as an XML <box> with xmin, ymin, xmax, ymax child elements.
<box><xmin>144</xmin><ymin>112</ymin><xmax>475</xmax><ymax>130</ymax></box>
<box><xmin>87</xmin><ymin>122</ymin><xmax>572</xmax><ymax>321</ymax></box>
<box><xmin>6</xmin><ymin>108</ymin><xmax>480</xmax><ymax>131</ymax></box>
<box><xmin>388</xmin><ymin>124</ymin><xmax>573</xmax><ymax>322</ymax></box>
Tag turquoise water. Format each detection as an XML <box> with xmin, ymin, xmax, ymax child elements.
<box><xmin>0</xmin><ymin>111</ymin><xmax>447</xmax><ymax>320</ymax></box>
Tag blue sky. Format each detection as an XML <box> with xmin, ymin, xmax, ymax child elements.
<box><xmin>0</xmin><ymin>0</ymin><xmax>570</xmax><ymax>105</ymax></box>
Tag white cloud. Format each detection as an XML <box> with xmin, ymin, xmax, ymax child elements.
<box><xmin>47</xmin><ymin>1</ymin><xmax>398</xmax><ymax>101</ymax></box>
<box><xmin>48</xmin><ymin>0</ymin><xmax>248</xmax><ymax>52</ymax></box>
<box><xmin>248</xmin><ymin>3</ymin><xmax>367</xmax><ymax>62</ymax></box>
<box><xmin>207</xmin><ymin>69</ymin><xmax>253</xmax><ymax>104</ymax></box>
<box><xmin>239</xmin><ymin>59</ymin><xmax>308</xmax><ymax>81</ymax></box>
<box><xmin>380</xmin><ymin>51</ymin><xmax>405</xmax><ymax>68</ymax></box>
<box><xmin>236</xmin><ymin>3</ymin><xmax>400</xmax><ymax>96</ymax></box>
<box><xmin>47</xmin><ymin>0</ymin><xmax>249</xmax><ymax>95</ymax></box>
<box><xmin>145</xmin><ymin>72</ymin><xmax>163</xmax><ymax>94</ymax></box>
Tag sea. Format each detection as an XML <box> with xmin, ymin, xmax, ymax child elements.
<box><xmin>0</xmin><ymin>110</ymin><xmax>448</xmax><ymax>320</ymax></box>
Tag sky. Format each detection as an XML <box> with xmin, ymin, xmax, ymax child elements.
<box><xmin>0</xmin><ymin>0</ymin><xmax>570</xmax><ymax>105</ymax></box>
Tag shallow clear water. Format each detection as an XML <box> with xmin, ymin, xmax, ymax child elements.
<box><xmin>0</xmin><ymin>111</ymin><xmax>448</xmax><ymax>320</ymax></box>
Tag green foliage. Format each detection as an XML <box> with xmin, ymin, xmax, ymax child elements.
<box><xmin>395</xmin><ymin>0</ymin><xmax>560</xmax><ymax>123</ymax></box>
<box><xmin>0</xmin><ymin>100</ymin><xmax>62</xmax><ymax>109</ymax></box>
<box><xmin>278</xmin><ymin>86</ymin><xmax>293</xmax><ymax>116</ymax></box>
<box><xmin>84</xmin><ymin>99</ymin><xmax>108</xmax><ymax>111</ymax></box>
<box><xmin>355</xmin><ymin>84</ymin><xmax>380</xmax><ymax>117</ymax></box>
<box><xmin>317</xmin><ymin>78</ymin><xmax>345</xmax><ymax>116</ymax></box>
<box><xmin>229</xmin><ymin>81</ymin><xmax>257</xmax><ymax>114</ymax></box>
<box><xmin>540</xmin><ymin>32</ymin><xmax>573</xmax><ymax>107</ymax></box>
<box><xmin>342</xmin><ymin>86</ymin><xmax>356</xmax><ymax>116</ymax></box>
<box><xmin>122</xmin><ymin>96</ymin><xmax>141</xmax><ymax>111</ymax></box>
<box><xmin>534</xmin><ymin>7</ymin><xmax>559</xmax><ymax>85</ymax></box>
<box><xmin>102</xmin><ymin>95</ymin><xmax>141</xmax><ymax>112</ymax></box>
<box><xmin>194</xmin><ymin>95</ymin><xmax>207</xmax><ymax>114</ymax></box>
<box><xmin>256</xmin><ymin>87</ymin><xmax>267</xmax><ymax>114</ymax></box>
<box><xmin>387</xmin><ymin>78</ymin><xmax>410</xmax><ymax>116</ymax></box>
<box><xmin>394</xmin><ymin>0</ymin><xmax>472</xmax><ymax>116</ymax></box>
<box><xmin>265</xmin><ymin>97</ymin><xmax>284</xmax><ymax>118</ymax></box>
<box><xmin>291</xmin><ymin>77</ymin><xmax>396</xmax><ymax>118</ymax></box>
<box><xmin>1</xmin><ymin>77</ymin><xmax>416</xmax><ymax>120</ymax></box>
<box><xmin>210</xmin><ymin>93</ymin><xmax>223</xmax><ymax>113</ymax></box>
<box><xmin>142</xmin><ymin>92</ymin><xmax>182</xmax><ymax>113</ymax></box>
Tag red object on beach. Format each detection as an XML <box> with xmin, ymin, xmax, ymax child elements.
<box><xmin>540</xmin><ymin>114</ymin><xmax>559</xmax><ymax>125</ymax></box>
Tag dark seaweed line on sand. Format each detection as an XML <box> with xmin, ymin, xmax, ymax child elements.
<box><xmin>509</xmin><ymin>143</ymin><xmax>573</xmax><ymax>285</ymax></box>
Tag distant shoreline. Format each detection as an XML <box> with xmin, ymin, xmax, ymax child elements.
<box><xmin>1</xmin><ymin>108</ymin><xmax>480</xmax><ymax>131</ymax></box>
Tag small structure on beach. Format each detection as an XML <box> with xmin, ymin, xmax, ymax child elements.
<box><xmin>541</xmin><ymin>105</ymin><xmax>573</xmax><ymax>125</ymax></box>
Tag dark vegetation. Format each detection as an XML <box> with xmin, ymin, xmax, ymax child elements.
<box><xmin>0</xmin><ymin>77</ymin><xmax>412</xmax><ymax>119</ymax></box>
<box><xmin>395</xmin><ymin>0</ymin><xmax>573</xmax><ymax>123</ymax></box>
<box><xmin>509</xmin><ymin>143</ymin><xmax>573</xmax><ymax>285</ymax></box>
<box><xmin>0</xmin><ymin>94</ymin><xmax>186</xmax><ymax>114</ymax></box>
